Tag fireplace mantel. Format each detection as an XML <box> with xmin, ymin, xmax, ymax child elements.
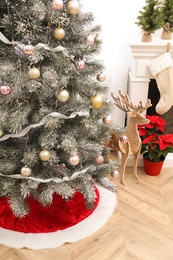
<box><xmin>126</xmin><ymin>36</ymin><xmax>173</xmax><ymax>167</ymax></box>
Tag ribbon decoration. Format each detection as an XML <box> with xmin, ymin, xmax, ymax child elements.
<box><xmin>0</xmin><ymin>110</ymin><xmax>90</xmax><ymax>142</ymax></box>
<box><xmin>0</xmin><ymin>166</ymin><xmax>91</xmax><ymax>183</ymax></box>
<box><xmin>0</xmin><ymin>32</ymin><xmax>69</xmax><ymax>56</ymax></box>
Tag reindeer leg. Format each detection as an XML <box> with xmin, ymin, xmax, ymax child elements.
<box><xmin>120</xmin><ymin>152</ymin><xmax>129</xmax><ymax>186</ymax></box>
<box><xmin>133</xmin><ymin>148</ymin><xmax>141</xmax><ymax>181</ymax></box>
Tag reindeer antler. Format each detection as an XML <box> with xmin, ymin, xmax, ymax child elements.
<box><xmin>111</xmin><ymin>90</ymin><xmax>152</xmax><ymax>115</ymax></box>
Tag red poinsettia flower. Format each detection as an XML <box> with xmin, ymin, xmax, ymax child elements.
<box><xmin>138</xmin><ymin>114</ymin><xmax>173</xmax><ymax>162</ymax></box>
<box><xmin>145</xmin><ymin>115</ymin><xmax>166</xmax><ymax>132</ymax></box>
<box><xmin>158</xmin><ymin>134</ymin><xmax>173</xmax><ymax>150</ymax></box>
<box><xmin>142</xmin><ymin>133</ymin><xmax>156</xmax><ymax>144</ymax></box>
<box><xmin>138</xmin><ymin>125</ymin><xmax>147</xmax><ymax>136</ymax></box>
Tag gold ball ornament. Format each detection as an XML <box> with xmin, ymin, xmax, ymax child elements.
<box><xmin>90</xmin><ymin>94</ymin><xmax>104</xmax><ymax>109</ymax></box>
<box><xmin>103</xmin><ymin>115</ymin><xmax>112</xmax><ymax>125</ymax></box>
<box><xmin>69</xmin><ymin>154</ymin><xmax>80</xmax><ymax>166</ymax></box>
<box><xmin>94</xmin><ymin>155</ymin><xmax>104</xmax><ymax>165</ymax></box>
<box><xmin>55</xmin><ymin>89</ymin><xmax>70</xmax><ymax>102</ymax></box>
<box><xmin>85</xmin><ymin>34</ymin><xmax>94</xmax><ymax>46</ymax></box>
<box><xmin>96</xmin><ymin>72</ymin><xmax>106</xmax><ymax>82</ymax></box>
<box><xmin>0</xmin><ymin>129</ymin><xmax>4</xmax><ymax>138</ymax></box>
<box><xmin>52</xmin><ymin>0</ymin><xmax>64</xmax><ymax>10</ymax></box>
<box><xmin>66</xmin><ymin>0</ymin><xmax>80</xmax><ymax>15</ymax></box>
<box><xmin>21</xmin><ymin>166</ymin><xmax>32</xmax><ymax>177</ymax></box>
<box><xmin>53</xmin><ymin>27</ymin><xmax>65</xmax><ymax>40</ymax></box>
<box><xmin>94</xmin><ymin>34</ymin><xmax>102</xmax><ymax>44</ymax></box>
<box><xmin>28</xmin><ymin>67</ymin><xmax>40</xmax><ymax>79</ymax></box>
<box><xmin>39</xmin><ymin>149</ymin><xmax>51</xmax><ymax>161</ymax></box>
<box><xmin>23</xmin><ymin>44</ymin><xmax>34</xmax><ymax>55</ymax></box>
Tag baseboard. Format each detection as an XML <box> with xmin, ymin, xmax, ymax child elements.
<box><xmin>126</xmin><ymin>153</ymin><xmax>173</xmax><ymax>168</ymax></box>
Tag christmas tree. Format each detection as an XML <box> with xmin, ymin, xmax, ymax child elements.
<box><xmin>135</xmin><ymin>0</ymin><xmax>162</xmax><ymax>42</ymax></box>
<box><xmin>0</xmin><ymin>0</ymin><xmax>118</xmax><ymax>218</ymax></box>
<box><xmin>160</xmin><ymin>0</ymin><xmax>173</xmax><ymax>39</ymax></box>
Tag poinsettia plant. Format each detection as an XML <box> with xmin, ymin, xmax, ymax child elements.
<box><xmin>138</xmin><ymin>115</ymin><xmax>173</xmax><ymax>162</ymax></box>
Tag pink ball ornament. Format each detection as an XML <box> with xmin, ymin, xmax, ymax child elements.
<box><xmin>69</xmin><ymin>154</ymin><xmax>80</xmax><ymax>166</ymax></box>
<box><xmin>0</xmin><ymin>85</ymin><xmax>12</xmax><ymax>95</ymax></box>
<box><xmin>94</xmin><ymin>155</ymin><xmax>104</xmax><ymax>165</ymax></box>
<box><xmin>23</xmin><ymin>44</ymin><xmax>34</xmax><ymax>55</ymax></box>
<box><xmin>85</xmin><ymin>35</ymin><xmax>94</xmax><ymax>46</ymax></box>
<box><xmin>21</xmin><ymin>166</ymin><xmax>32</xmax><ymax>177</ymax></box>
<box><xmin>103</xmin><ymin>115</ymin><xmax>112</xmax><ymax>125</ymax></box>
<box><xmin>111</xmin><ymin>170</ymin><xmax>119</xmax><ymax>179</ymax></box>
<box><xmin>96</xmin><ymin>72</ymin><xmax>106</xmax><ymax>82</ymax></box>
<box><xmin>75</xmin><ymin>59</ymin><xmax>85</xmax><ymax>70</ymax></box>
<box><xmin>120</xmin><ymin>134</ymin><xmax>128</xmax><ymax>143</ymax></box>
<box><xmin>52</xmin><ymin>0</ymin><xmax>64</xmax><ymax>10</ymax></box>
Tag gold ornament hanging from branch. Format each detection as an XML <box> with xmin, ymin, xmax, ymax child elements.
<box><xmin>53</xmin><ymin>26</ymin><xmax>65</xmax><ymax>40</ymax></box>
<box><xmin>66</xmin><ymin>0</ymin><xmax>80</xmax><ymax>15</ymax></box>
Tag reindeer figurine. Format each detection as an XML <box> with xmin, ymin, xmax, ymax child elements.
<box><xmin>108</xmin><ymin>90</ymin><xmax>152</xmax><ymax>186</ymax></box>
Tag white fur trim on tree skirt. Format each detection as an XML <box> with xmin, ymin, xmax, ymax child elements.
<box><xmin>0</xmin><ymin>186</ymin><xmax>117</xmax><ymax>250</ymax></box>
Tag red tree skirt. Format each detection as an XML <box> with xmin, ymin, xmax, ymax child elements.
<box><xmin>0</xmin><ymin>187</ymin><xmax>99</xmax><ymax>233</ymax></box>
<box><xmin>0</xmin><ymin>186</ymin><xmax>117</xmax><ymax>249</ymax></box>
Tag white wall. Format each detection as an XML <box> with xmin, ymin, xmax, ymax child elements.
<box><xmin>81</xmin><ymin>0</ymin><xmax>146</xmax><ymax>125</ymax></box>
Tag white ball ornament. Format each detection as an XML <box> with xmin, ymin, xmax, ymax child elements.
<box><xmin>69</xmin><ymin>154</ymin><xmax>80</xmax><ymax>166</ymax></box>
<box><xmin>21</xmin><ymin>166</ymin><xmax>32</xmax><ymax>177</ymax></box>
<box><xmin>52</xmin><ymin>0</ymin><xmax>64</xmax><ymax>10</ymax></box>
<box><xmin>55</xmin><ymin>89</ymin><xmax>70</xmax><ymax>102</ymax></box>
<box><xmin>103</xmin><ymin>115</ymin><xmax>112</xmax><ymax>125</ymax></box>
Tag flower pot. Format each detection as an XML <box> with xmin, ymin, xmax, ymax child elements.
<box><xmin>143</xmin><ymin>152</ymin><xmax>165</xmax><ymax>176</ymax></box>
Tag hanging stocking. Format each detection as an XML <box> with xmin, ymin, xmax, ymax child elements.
<box><xmin>148</xmin><ymin>51</ymin><xmax>173</xmax><ymax>115</ymax></box>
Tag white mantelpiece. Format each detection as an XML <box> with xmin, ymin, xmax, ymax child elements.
<box><xmin>126</xmin><ymin>35</ymin><xmax>173</xmax><ymax>167</ymax></box>
<box><xmin>127</xmin><ymin>36</ymin><xmax>173</xmax><ymax>107</ymax></box>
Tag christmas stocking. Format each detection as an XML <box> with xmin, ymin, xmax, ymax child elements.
<box><xmin>148</xmin><ymin>52</ymin><xmax>173</xmax><ymax>115</ymax></box>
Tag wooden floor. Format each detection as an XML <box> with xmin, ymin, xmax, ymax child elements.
<box><xmin>1</xmin><ymin>166</ymin><xmax>173</xmax><ymax>260</ymax></box>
